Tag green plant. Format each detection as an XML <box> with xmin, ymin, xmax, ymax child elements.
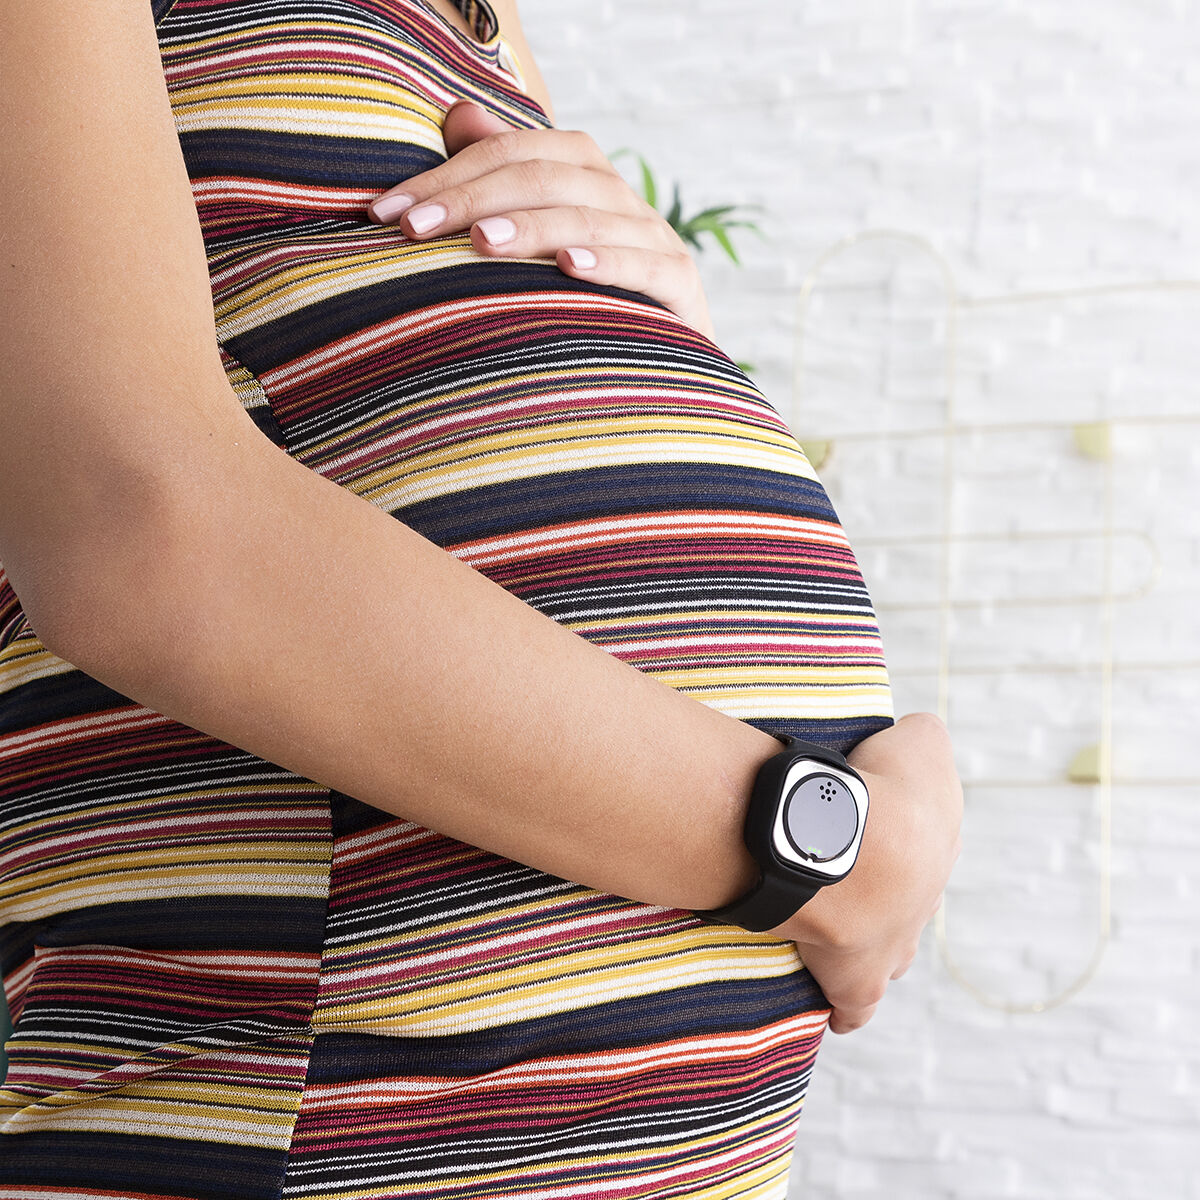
<box><xmin>614</xmin><ymin>151</ymin><xmax>764</xmax><ymax>266</ymax></box>
<box><xmin>612</xmin><ymin>150</ymin><xmax>764</xmax><ymax>374</ymax></box>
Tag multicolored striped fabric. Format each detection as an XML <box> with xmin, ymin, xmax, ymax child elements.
<box><xmin>0</xmin><ymin>0</ymin><xmax>892</xmax><ymax>1195</ymax></box>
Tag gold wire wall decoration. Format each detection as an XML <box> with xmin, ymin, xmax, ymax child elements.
<box><xmin>793</xmin><ymin>228</ymin><xmax>1200</xmax><ymax>1014</ymax></box>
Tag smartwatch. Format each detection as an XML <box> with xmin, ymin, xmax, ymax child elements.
<box><xmin>698</xmin><ymin>736</ymin><xmax>869</xmax><ymax>932</ymax></box>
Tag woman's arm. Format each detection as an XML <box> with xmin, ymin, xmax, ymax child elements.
<box><xmin>0</xmin><ymin>0</ymin><xmax>769</xmax><ymax>913</ymax></box>
<box><xmin>0</xmin><ymin>0</ymin><xmax>960</xmax><ymax>1028</ymax></box>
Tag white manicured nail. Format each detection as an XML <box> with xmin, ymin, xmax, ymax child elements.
<box><xmin>565</xmin><ymin>247</ymin><xmax>598</xmax><ymax>270</ymax></box>
<box><xmin>477</xmin><ymin>216</ymin><xmax>517</xmax><ymax>246</ymax></box>
<box><xmin>371</xmin><ymin>192</ymin><xmax>414</xmax><ymax>222</ymax></box>
<box><xmin>407</xmin><ymin>203</ymin><xmax>447</xmax><ymax>234</ymax></box>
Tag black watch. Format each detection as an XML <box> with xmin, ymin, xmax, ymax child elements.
<box><xmin>698</xmin><ymin>736</ymin><xmax>870</xmax><ymax>932</ymax></box>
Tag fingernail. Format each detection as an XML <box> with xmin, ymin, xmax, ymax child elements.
<box><xmin>565</xmin><ymin>246</ymin><xmax>597</xmax><ymax>270</ymax></box>
<box><xmin>407</xmin><ymin>203</ymin><xmax>447</xmax><ymax>234</ymax></box>
<box><xmin>371</xmin><ymin>192</ymin><xmax>415</xmax><ymax>222</ymax></box>
<box><xmin>476</xmin><ymin>216</ymin><xmax>516</xmax><ymax>246</ymax></box>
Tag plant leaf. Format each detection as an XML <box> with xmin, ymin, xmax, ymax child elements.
<box><xmin>610</xmin><ymin>150</ymin><xmax>767</xmax><ymax>265</ymax></box>
<box><xmin>638</xmin><ymin>156</ymin><xmax>658</xmax><ymax>211</ymax></box>
<box><xmin>666</xmin><ymin>184</ymin><xmax>683</xmax><ymax>228</ymax></box>
<box><xmin>710</xmin><ymin>224</ymin><xmax>741</xmax><ymax>264</ymax></box>
<box><xmin>691</xmin><ymin>205</ymin><xmax>738</xmax><ymax>221</ymax></box>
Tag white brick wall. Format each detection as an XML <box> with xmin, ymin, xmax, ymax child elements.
<box><xmin>520</xmin><ymin>1</ymin><xmax>1200</xmax><ymax>1196</ymax></box>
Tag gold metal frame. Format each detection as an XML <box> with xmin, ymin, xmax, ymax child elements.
<box><xmin>794</xmin><ymin>229</ymin><xmax>1200</xmax><ymax>1013</ymax></box>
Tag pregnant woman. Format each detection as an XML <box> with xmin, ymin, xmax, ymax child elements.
<box><xmin>0</xmin><ymin>1</ymin><xmax>961</xmax><ymax>1197</ymax></box>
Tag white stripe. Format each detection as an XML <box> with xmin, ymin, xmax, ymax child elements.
<box><xmin>0</xmin><ymin>708</ymin><xmax>169</xmax><ymax>754</ymax></box>
<box><xmin>0</xmin><ymin>1104</ymin><xmax>295</xmax><ymax>1149</ymax></box>
<box><xmin>3</xmin><ymin>876</ymin><xmax>329</xmax><ymax>922</ymax></box>
<box><xmin>316</xmin><ymin>950</ymin><xmax>805</xmax><ymax>1036</ymax></box>
<box><xmin>361</xmin><ymin>442</ymin><xmax>820</xmax><ymax>512</ymax></box>
<box><xmin>590</xmin><ymin>633</ymin><xmax>885</xmax><ymax>654</ymax></box>
<box><xmin>193</xmin><ymin>178</ymin><xmax>378</xmax><ymax>206</ymax></box>
<box><xmin>27</xmin><ymin>945</ymin><xmax>317</xmax><ymax>977</ymax></box>
<box><xmin>453</xmin><ymin>510</ymin><xmax>844</xmax><ymax>560</ymax></box>
<box><xmin>5</xmin><ymin>806</ymin><xmax>328</xmax><ymax>863</ymax></box>
<box><xmin>306</xmin><ymin>378</ymin><xmax>788</xmax><ymax>463</ymax></box>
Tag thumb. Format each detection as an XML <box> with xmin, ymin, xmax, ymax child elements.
<box><xmin>442</xmin><ymin>100</ymin><xmax>515</xmax><ymax>156</ymax></box>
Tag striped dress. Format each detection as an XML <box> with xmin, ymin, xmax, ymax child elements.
<box><xmin>0</xmin><ymin>1</ymin><xmax>892</xmax><ymax>1196</ymax></box>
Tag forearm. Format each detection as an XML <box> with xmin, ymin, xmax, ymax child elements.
<box><xmin>35</xmin><ymin>411</ymin><xmax>772</xmax><ymax>913</ymax></box>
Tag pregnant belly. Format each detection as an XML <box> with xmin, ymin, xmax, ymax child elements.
<box><xmin>248</xmin><ymin>265</ymin><xmax>897</xmax><ymax>1041</ymax></box>
<box><xmin>0</xmin><ymin>240</ymin><xmax>895</xmax><ymax>1057</ymax></box>
<box><xmin>214</xmin><ymin>234</ymin><xmax>891</xmax><ymax>750</ymax></box>
<box><xmin>204</xmin><ymin>234</ymin><xmax>896</xmax><ymax>1038</ymax></box>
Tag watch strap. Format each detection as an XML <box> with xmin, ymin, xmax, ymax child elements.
<box><xmin>697</xmin><ymin>869</ymin><xmax>823</xmax><ymax>933</ymax></box>
<box><xmin>775</xmin><ymin>736</ymin><xmax>852</xmax><ymax>770</ymax></box>
<box><xmin>696</xmin><ymin>735</ymin><xmax>859</xmax><ymax>933</ymax></box>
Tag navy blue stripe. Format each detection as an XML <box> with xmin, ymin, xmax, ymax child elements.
<box><xmin>0</xmin><ymin>672</ymin><xmax>133</xmax><ymax>735</ymax></box>
<box><xmin>223</xmin><ymin>262</ymin><xmax>666</xmax><ymax>365</ymax></box>
<box><xmin>303</xmin><ymin>972</ymin><xmax>827</xmax><ymax>1082</ymax></box>
<box><xmin>0</xmin><ymin>896</ymin><xmax>329</xmax><ymax>974</ymax></box>
<box><xmin>753</xmin><ymin>713</ymin><xmax>892</xmax><ymax>759</ymax></box>
<box><xmin>392</xmin><ymin>463</ymin><xmax>840</xmax><ymax>546</ymax></box>
<box><xmin>0</xmin><ymin>1132</ymin><xmax>290</xmax><ymax>1200</ymax></box>
<box><xmin>181</xmin><ymin>129</ymin><xmax>445</xmax><ymax>193</ymax></box>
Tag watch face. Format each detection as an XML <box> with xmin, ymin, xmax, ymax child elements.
<box><xmin>781</xmin><ymin>772</ymin><xmax>859</xmax><ymax>863</ymax></box>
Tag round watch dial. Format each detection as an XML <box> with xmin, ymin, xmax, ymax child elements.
<box><xmin>782</xmin><ymin>772</ymin><xmax>859</xmax><ymax>863</ymax></box>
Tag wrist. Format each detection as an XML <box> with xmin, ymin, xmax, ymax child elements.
<box><xmin>696</xmin><ymin>734</ymin><xmax>870</xmax><ymax>933</ymax></box>
<box><xmin>684</xmin><ymin>722</ymin><xmax>784</xmax><ymax>913</ymax></box>
<box><xmin>772</xmin><ymin>765</ymin><xmax>897</xmax><ymax>949</ymax></box>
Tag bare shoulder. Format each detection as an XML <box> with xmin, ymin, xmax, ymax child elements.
<box><xmin>0</xmin><ymin>0</ymin><xmax>225</xmax><ymax>379</ymax></box>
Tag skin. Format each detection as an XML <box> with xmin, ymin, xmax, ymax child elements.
<box><xmin>0</xmin><ymin>0</ymin><xmax>961</xmax><ymax>1037</ymax></box>
<box><xmin>369</xmin><ymin>102</ymin><xmax>717</xmax><ymax>340</ymax></box>
<box><xmin>381</xmin><ymin>2</ymin><xmax>712</xmax><ymax>334</ymax></box>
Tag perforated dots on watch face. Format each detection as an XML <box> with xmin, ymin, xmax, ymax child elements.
<box><xmin>782</xmin><ymin>772</ymin><xmax>859</xmax><ymax>863</ymax></box>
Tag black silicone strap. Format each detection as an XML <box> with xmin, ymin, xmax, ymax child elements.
<box><xmin>696</xmin><ymin>736</ymin><xmax>858</xmax><ymax>933</ymax></box>
<box><xmin>775</xmin><ymin>736</ymin><xmax>851</xmax><ymax>770</ymax></box>
<box><xmin>698</xmin><ymin>870</ymin><xmax>824</xmax><ymax>933</ymax></box>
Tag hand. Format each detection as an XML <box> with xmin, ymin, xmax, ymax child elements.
<box><xmin>778</xmin><ymin>713</ymin><xmax>963</xmax><ymax>1034</ymax></box>
<box><xmin>367</xmin><ymin>101</ymin><xmax>716</xmax><ymax>339</ymax></box>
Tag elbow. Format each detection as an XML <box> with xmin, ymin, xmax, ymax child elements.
<box><xmin>3</xmin><ymin>390</ymin><xmax>270</xmax><ymax>696</ymax></box>
<box><xmin>30</xmin><ymin>575</ymin><xmax>173</xmax><ymax>693</ymax></box>
<box><xmin>8</xmin><ymin>510</ymin><xmax>194</xmax><ymax>696</ymax></box>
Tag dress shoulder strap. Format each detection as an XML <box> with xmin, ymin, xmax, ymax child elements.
<box><xmin>450</xmin><ymin>0</ymin><xmax>500</xmax><ymax>44</ymax></box>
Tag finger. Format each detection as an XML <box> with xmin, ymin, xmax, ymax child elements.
<box><xmin>442</xmin><ymin>99</ymin><xmax>514</xmax><ymax>157</ymax></box>
<box><xmin>470</xmin><ymin>205</ymin><xmax>676</xmax><ymax>258</ymax></box>
<box><xmin>369</xmin><ymin>128</ymin><xmax>617</xmax><ymax>225</ymax></box>
<box><xmin>828</xmin><ymin>1002</ymin><xmax>878</xmax><ymax>1035</ymax></box>
<box><xmin>393</xmin><ymin>161</ymin><xmax>645</xmax><ymax>239</ymax></box>
<box><xmin>554</xmin><ymin>244</ymin><xmax>713</xmax><ymax>339</ymax></box>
